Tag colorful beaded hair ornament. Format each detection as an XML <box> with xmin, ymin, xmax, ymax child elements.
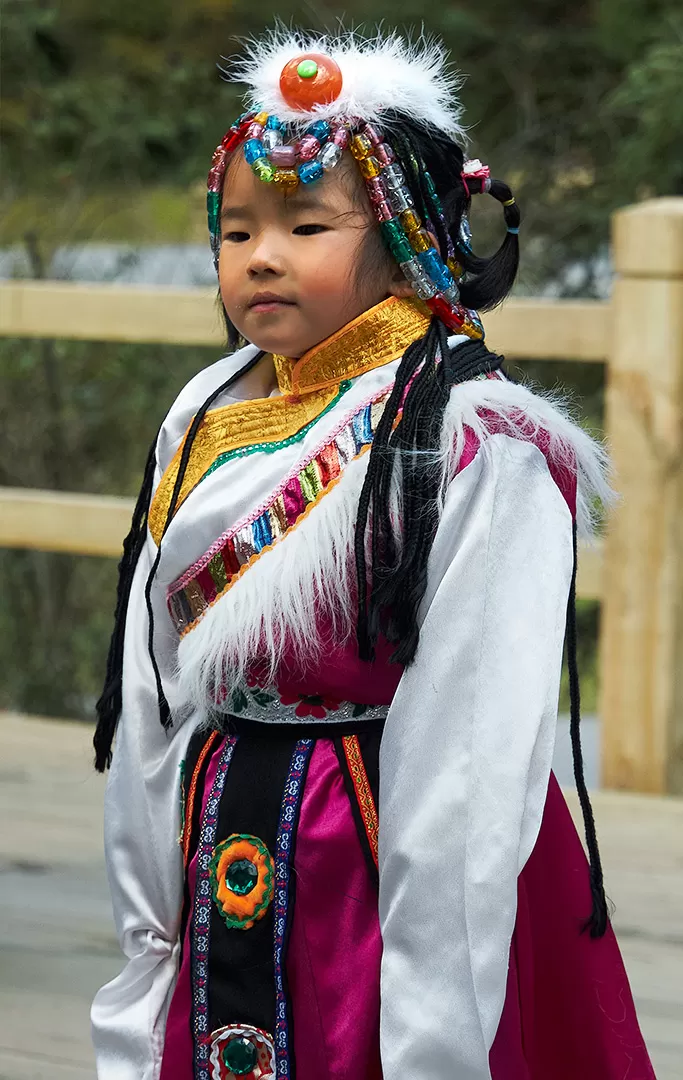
<box><xmin>208</xmin><ymin>29</ymin><xmax>518</xmax><ymax>341</ymax></box>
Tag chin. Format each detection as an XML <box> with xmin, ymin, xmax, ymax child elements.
<box><xmin>247</xmin><ymin>334</ymin><xmax>305</xmax><ymax>358</ymax></box>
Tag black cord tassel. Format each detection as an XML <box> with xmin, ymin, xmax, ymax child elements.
<box><xmin>145</xmin><ymin>351</ymin><xmax>265</xmax><ymax>731</ymax></box>
<box><xmin>94</xmin><ymin>433</ymin><xmax>160</xmax><ymax>771</ymax></box>
<box><xmin>566</xmin><ymin>521</ymin><xmax>609</xmax><ymax>937</ymax></box>
<box><xmin>94</xmin><ymin>351</ymin><xmax>264</xmax><ymax>769</ymax></box>
<box><xmin>355</xmin><ymin>327</ymin><xmax>504</xmax><ymax>663</ymax></box>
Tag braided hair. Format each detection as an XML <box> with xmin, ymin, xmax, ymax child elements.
<box><xmin>352</xmin><ymin>117</ymin><xmax>607</xmax><ymax>937</ymax></box>
<box><xmin>354</xmin><ymin>116</ymin><xmax>520</xmax><ymax>661</ymax></box>
<box><xmin>93</xmin><ymin>352</ymin><xmax>264</xmax><ymax>772</ymax></box>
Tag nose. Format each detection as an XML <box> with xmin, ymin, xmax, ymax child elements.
<box><xmin>246</xmin><ymin>231</ymin><xmax>286</xmax><ymax>278</ymax></box>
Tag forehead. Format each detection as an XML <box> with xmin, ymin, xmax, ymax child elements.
<box><xmin>220</xmin><ymin>150</ymin><xmax>366</xmax><ymax>216</ymax></box>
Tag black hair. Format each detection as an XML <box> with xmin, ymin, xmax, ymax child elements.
<box><xmin>353</xmin><ymin>115</ymin><xmax>607</xmax><ymax>937</ymax></box>
<box><xmin>354</xmin><ymin>113</ymin><xmax>520</xmax><ymax>661</ymax></box>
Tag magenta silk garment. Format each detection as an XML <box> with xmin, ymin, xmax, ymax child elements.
<box><xmin>156</xmin><ymin>688</ymin><xmax>654</xmax><ymax>1077</ymax></box>
<box><xmin>287</xmin><ymin>739</ymin><xmax>383</xmax><ymax>1080</ymax></box>
<box><xmin>157</xmin><ymin>426</ymin><xmax>653</xmax><ymax>1078</ymax></box>
<box><xmin>490</xmin><ymin>774</ymin><xmax>656</xmax><ymax>1080</ymax></box>
<box><xmin>287</xmin><ymin>759</ymin><xmax>653</xmax><ymax>1079</ymax></box>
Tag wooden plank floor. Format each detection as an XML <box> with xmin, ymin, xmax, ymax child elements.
<box><xmin>1</xmin><ymin>711</ymin><xmax>681</xmax><ymax>1079</ymax></box>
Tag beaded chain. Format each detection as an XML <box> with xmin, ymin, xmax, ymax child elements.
<box><xmin>206</xmin><ymin>51</ymin><xmax>486</xmax><ymax>341</ymax></box>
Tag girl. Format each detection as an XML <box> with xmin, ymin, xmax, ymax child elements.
<box><xmin>91</xmin><ymin>27</ymin><xmax>654</xmax><ymax>1080</ymax></box>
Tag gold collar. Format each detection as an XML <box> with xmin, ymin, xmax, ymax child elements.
<box><xmin>148</xmin><ymin>296</ymin><xmax>431</xmax><ymax>544</ymax></box>
<box><xmin>271</xmin><ymin>296</ymin><xmax>431</xmax><ymax>395</ymax></box>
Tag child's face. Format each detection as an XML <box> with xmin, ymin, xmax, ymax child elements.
<box><xmin>219</xmin><ymin>153</ymin><xmax>408</xmax><ymax>358</ymax></box>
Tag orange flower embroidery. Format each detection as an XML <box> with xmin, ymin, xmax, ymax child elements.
<box><xmin>210</xmin><ymin>834</ymin><xmax>274</xmax><ymax>931</ymax></box>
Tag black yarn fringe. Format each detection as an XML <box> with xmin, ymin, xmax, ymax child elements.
<box><xmin>355</xmin><ymin>324</ymin><xmax>504</xmax><ymax>663</ymax></box>
<box><xmin>354</xmin><ymin>326</ymin><xmax>609</xmax><ymax>939</ymax></box>
<box><xmin>566</xmin><ymin>522</ymin><xmax>609</xmax><ymax>937</ymax></box>
<box><xmin>93</xmin><ymin>351</ymin><xmax>265</xmax><ymax>771</ymax></box>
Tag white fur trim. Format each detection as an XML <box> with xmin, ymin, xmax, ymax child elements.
<box><xmin>438</xmin><ymin>375</ymin><xmax>614</xmax><ymax>540</ymax></box>
<box><xmin>176</xmin><ymin>451</ymin><xmax>367</xmax><ymax>710</ymax></box>
<box><xmin>224</xmin><ymin>24</ymin><xmax>467</xmax><ymax>138</ymax></box>
<box><xmin>175</xmin><ymin>378</ymin><xmax>611</xmax><ymax>709</ymax></box>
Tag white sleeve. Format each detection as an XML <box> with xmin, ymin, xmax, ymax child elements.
<box><xmin>91</xmin><ymin>540</ymin><xmax>194</xmax><ymax>1080</ymax></box>
<box><xmin>378</xmin><ymin>433</ymin><xmax>574</xmax><ymax>1080</ymax></box>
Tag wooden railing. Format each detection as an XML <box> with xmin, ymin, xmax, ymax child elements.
<box><xmin>1</xmin><ymin>196</ymin><xmax>682</xmax><ymax>793</ymax></box>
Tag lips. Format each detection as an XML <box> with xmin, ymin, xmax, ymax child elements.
<box><xmin>247</xmin><ymin>292</ymin><xmax>296</xmax><ymax>311</ymax></box>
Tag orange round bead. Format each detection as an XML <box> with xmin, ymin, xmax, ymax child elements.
<box><xmin>279</xmin><ymin>53</ymin><xmax>343</xmax><ymax>112</ymax></box>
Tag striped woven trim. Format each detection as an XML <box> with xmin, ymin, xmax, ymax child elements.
<box><xmin>342</xmin><ymin>735</ymin><xmax>379</xmax><ymax>867</ymax></box>
<box><xmin>168</xmin><ymin>388</ymin><xmax>391</xmax><ymax>636</ymax></box>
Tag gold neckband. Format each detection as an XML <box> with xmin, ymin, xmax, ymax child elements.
<box><xmin>272</xmin><ymin>296</ymin><xmax>431</xmax><ymax>395</ymax></box>
<box><xmin>148</xmin><ymin>296</ymin><xmax>431</xmax><ymax>542</ymax></box>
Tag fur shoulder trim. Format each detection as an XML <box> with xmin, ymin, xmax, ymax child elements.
<box><xmin>175</xmin><ymin>451</ymin><xmax>366</xmax><ymax>710</ymax></box>
<box><xmin>224</xmin><ymin>24</ymin><xmax>467</xmax><ymax>137</ymax></box>
<box><xmin>175</xmin><ymin>374</ymin><xmax>611</xmax><ymax>710</ymax></box>
<box><xmin>439</xmin><ymin>376</ymin><xmax>614</xmax><ymax>539</ymax></box>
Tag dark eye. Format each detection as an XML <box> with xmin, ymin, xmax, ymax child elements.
<box><xmin>293</xmin><ymin>223</ymin><xmax>329</xmax><ymax>236</ymax></box>
<box><xmin>224</xmin><ymin>231</ymin><xmax>250</xmax><ymax>242</ymax></box>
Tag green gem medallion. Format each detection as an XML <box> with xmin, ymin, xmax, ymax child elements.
<box><xmin>222</xmin><ymin>1036</ymin><xmax>258</xmax><ymax>1075</ymax></box>
<box><xmin>225</xmin><ymin>858</ymin><xmax>258</xmax><ymax>896</ymax></box>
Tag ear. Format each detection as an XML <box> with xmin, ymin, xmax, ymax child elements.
<box><xmin>387</xmin><ymin>259</ymin><xmax>414</xmax><ymax>299</ymax></box>
<box><xmin>388</xmin><ymin>276</ymin><xmax>415</xmax><ymax>299</ymax></box>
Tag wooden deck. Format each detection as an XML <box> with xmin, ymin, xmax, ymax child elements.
<box><xmin>1</xmin><ymin>711</ymin><xmax>681</xmax><ymax>1079</ymax></box>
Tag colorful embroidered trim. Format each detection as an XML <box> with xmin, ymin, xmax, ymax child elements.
<box><xmin>226</xmin><ymin>679</ymin><xmax>389</xmax><ymax>726</ymax></box>
<box><xmin>182</xmin><ymin>730</ymin><xmax>220</xmax><ymax>868</ymax></box>
<box><xmin>342</xmin><ymin>735</ymin><xmax>379</xmax><ymax>868</ymax></box>
<box><xmin>210</xmin><ymin>833</ymin><xmax>275</xmax><ymax>931</ymax></box>
<box><xmin>208</xmin><ymin>1023</ymin><xmax>275</xmax><ymax>1080</ymax></box>
<box><xmin>149</xmin><ymin>383</ymin><xmax>343</xmax><ymax>545</ymax></box>
<box><xmin>192</xmin><ymin>735</ymin><xmax>239</xmax><ymax>1080</ymax></box>
<box><xmin>273</xmin><ymin>739</ymin><xmax>313</xmax><ymax>1077</ymax></box>
<box><xmin>149</xmin><ymin>296</ymin><xmax>431</xmax><ymax>543</ymax></box>
<box><xmin>178</xmin><ymin>758</ymin><xmax>187</xmax><ymax>849</ymax></box>
<box><xmin>168</xmin><ymin>388</ymin><xmax>391</xmax><ymax>636</ymax></box>
<box><xmin>199</xmin><ymin>379</ymin><xmax>351</xmax><ymax>488</ymax></box>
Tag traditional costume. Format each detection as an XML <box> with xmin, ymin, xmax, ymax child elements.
<box><xmin>92</xmin><ymin>28</ymin><xmax>654</xmax><ymax>1080</ymax></box>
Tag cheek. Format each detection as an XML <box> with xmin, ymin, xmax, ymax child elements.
<box><xmin>218</xmin><ymin>246</ymin><xmax>241</xmax><ymax>306</ymax></box>
<box><xmin>298</xmin><ymin>258</ymin><xmax>341</xmax><ymax>298</ymax></box>
<box><xmin>299</xmin><ymin>231</ymin><xmax>375</xmax><ymax>300</ymax></box>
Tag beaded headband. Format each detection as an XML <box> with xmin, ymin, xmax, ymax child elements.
<box><xmin>208</xmin><ymin>34</ymin><xmax>489</xmax><ymax>340</ymax></box>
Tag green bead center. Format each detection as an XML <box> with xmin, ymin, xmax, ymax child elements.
<box><xmin>222</xmin><ymin>1036</ymin><xmax>258</xmax><ymax>1075</ymax></box>
<box><xmin>297</xmin><ymin>59</ymin><xmax>318</xmax><ymax>79</ymax></box>
<box><xmin>226</xmin><ymin>858</ymin><xmax>258</xmax><ymax>896</ymax></box>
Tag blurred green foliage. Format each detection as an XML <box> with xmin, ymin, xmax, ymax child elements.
<box><xmin>1</xmin><ymin>0</ymin><xmax>680</xmax><ymax>718</ymax></box>
<box><xmin>3</xmin><ymin>0</ymin><xmax>682</xmax><ymax>267</ymax></box>
<box><xmin>0</xmin><ymin>338</ymin><xmax>216</xmax><ymax>718</ymax></box>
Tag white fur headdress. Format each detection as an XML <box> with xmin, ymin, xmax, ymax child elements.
<box><xmin>224</xmin><ymin>24</ymin><xmax>468</xmax><ymax>139</ymax></box>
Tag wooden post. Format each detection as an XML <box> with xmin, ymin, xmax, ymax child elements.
<box><xmin>601</xmin><ymin>198</ymin><xmax>683</xmax><ymax>793</ymax></box>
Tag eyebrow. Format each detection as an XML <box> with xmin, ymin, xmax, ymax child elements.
<box><xmin>220</xmin><ymin>204</ymin><xmax>253</xmax><ymax>221</ymax></box>
<box><xmin>220</xmin><ymin>193</ymin><xmax>339</xmax><ymax>221</ymax></box>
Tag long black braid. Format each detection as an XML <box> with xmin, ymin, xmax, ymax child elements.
<box><xmin>93</xmin><ymin>434</ymin><xmax>160</xmax><ymax>771</ymax></box>
<box><xmin>354</xmin><ymin>117</ymin><xmax>608</xmax><ymax>936</ymax></box>
<box><xmin>567</xmin><ymin>522</ymin><xmax>608</xmax><ymax>937</ymax></box>
<box><xmin>355</xmin><ymin>322</ymin><xmax>504</xmax><ymax>662</ymax></box>
<box><xmin>93</xmin><ymin>350</ymin><xmax>264</xmax><ymax>771</ymax></box>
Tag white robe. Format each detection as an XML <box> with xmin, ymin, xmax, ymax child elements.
<box><xmin>91</xmin><ymin>340</ymin><xmax>608</xmax><ymax>1079</ymax></box>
